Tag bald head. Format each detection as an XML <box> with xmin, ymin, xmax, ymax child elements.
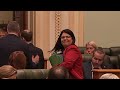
<box><xmin>48</xmin><ymin>66</ymin><xmax>69</xmax><ymax>79</ymax></box>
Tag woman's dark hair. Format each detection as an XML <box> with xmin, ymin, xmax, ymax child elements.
<box><xmin>50</xmin><ymin>29</ymin><xmax>76</xmax><ymax>53</ymax></box>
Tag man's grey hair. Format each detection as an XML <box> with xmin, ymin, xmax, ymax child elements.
<box><xmin>7</xmin><ymin>21</ymin><xmax>20</xmax><ymax>33</ymax></box>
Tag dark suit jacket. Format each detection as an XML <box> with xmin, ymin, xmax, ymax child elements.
<box><xmin>82</xmin><ymin>60</ymin><xmax>92</xmax><ymax>79</ymax></box>
<box><xmin>0</xmin><ymin>34</ymin><xmax>30</xmax><ymax>68</ymax></box>
<box><xmin>28</xmin><ymin>43</ymin><xmax>44</xmax><ymax>69</ymax></box>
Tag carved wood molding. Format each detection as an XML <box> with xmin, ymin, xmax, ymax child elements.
<box><xmin>55</xmin><ymin>11</ymin><xmax>61</xmax><ymax>42</ymax></box>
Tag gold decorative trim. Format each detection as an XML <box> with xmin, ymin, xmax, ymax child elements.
<box><xmin>55</xmin><ymin>11</ymin><xmax>61</xmax><ymax>42</ymax></box>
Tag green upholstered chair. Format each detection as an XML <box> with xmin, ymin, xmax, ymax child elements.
<box><xmin>82</xmin><ymin>54</ymin><xmax>92</xmax><ymax>62</ymax></box>
<box><xmin>102</xmin><ymin>48</ymin><xmax>111</xmax><ymax>56</ymax></box>
<box><xmin>109</xmin><ymin>56</ymin><xmax>119</xmax><ymax>69</ymax></box>
<box><xmin>16</xmin><ymin>69</ymin><xmax>49</xmax><ymax>79</ymax></box>
<box><xmin>78</xmin><ymin>47</ymin><xmax>86</xmax><ymax>54</ymax></box>
<box><xmin>49</xmin><ymin>54</ymin><xmax>63</xmax><ymax>67</ymax></box>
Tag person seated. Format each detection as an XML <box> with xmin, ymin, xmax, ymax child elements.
<box><xmin>99</xmin><ymin>73</ymin><xmax>119</xmax><ymax>79</ymax></box>
<box><xmin>83</xmin><ymin>47</ymin><xmax>112</xmax><ymax>79</ymax></box>
<box><xmin>84</xmin><ymin>41</ymin><xmax>97</xmax><ymax>55</ymax></box>
<box><xmin>9</xmin><ymin>51</ymin><xmax>26</xmax><ymax>69</ymax></box>
<box><xmin>48</xmin><ymin>66</ymin><xmax>69</xmax><ymax>79</ymax></box>
<box><xmin>0</xmin><ymin>65</ymin><xmax>17</xmax><ymax>79</ymax></box>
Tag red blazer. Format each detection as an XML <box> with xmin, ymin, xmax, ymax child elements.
<box><xmin>59</xmin><ymin>45</ymin><xmax>83</xmax><ymax>79</ymax></box>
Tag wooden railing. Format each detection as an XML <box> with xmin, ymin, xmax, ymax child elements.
<box><xmin>92</xmin><ymin>69</ymin><xmax>120</xmax><ymax>79</ymax></box>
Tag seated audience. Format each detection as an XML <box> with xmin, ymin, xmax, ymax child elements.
<box><xmin>9</xmin><ymin>51</ymin><xmax>26</xmax><ymax>69</ymax></box>
<box><xmin>84</xmin><ymin>41</ymin><xmax>97</xmax><ymax>55</ymax></box>
<box><xmin>21</xmin><ymin>30</ymin><xmax>44</xmax><ymax>69</ymax></box>
<box><xmin>83</xmin><ymin>47</ymin><xmax>112</xmax><ymax>79</ymax></box>
<box><xmin>99</xmin><ymin>73</ymin><xmax>119</xmax><ymax>79</ymax></box>
<box><xmin>0</xmin><ymin>65</ymin><xmax>17</xmax><ymax>79</ymax></box>
<box><xmin>48</xmin><ymin>66</ymin><xmax>69</xmax><ymax>79</ymax></box>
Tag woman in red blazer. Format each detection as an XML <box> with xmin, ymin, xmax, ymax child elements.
<box><xmin>50</xmin><ymin>29</ymin><xmax>83</xmax><ymax>79</ymax></box>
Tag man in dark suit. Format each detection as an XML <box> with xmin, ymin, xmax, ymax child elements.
<box><xmin>21</xmin><ymin>30</ymin><xmax>44</xmax><ymax>69</ymax></box>
<box><xmin>0</xmin><ymin>21</ymin><xmax>30</xmax><ymax>68</ymax></box>
<box><xmin>83</xmin><ymin>47</ymin><xmax>112</xmax><ymax>79</ymax></box>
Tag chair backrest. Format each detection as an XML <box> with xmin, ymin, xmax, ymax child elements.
<box><xmin>110</xmin><ymin>47</ymin><xmax>120</xmax><ymax>56</ymax></box>
<box><xmin>117</xmin><ymin>54</ymin><xmax>120</xmax><ymax>69</ymax></box>
<box><xmin>49</xmin><ymin>54</ymin><xmax>63</xmax><ymax>66</ymax></box>
<box><xmin>102</xmin><ymin>48</ymin><xmax>111</xmax><ymax>56</ymax></box>
<box><xmin>109</xmin><ymin>56</ymin><xmax>119</xmax><ymax>69</ymax></box>
<box><xmin>16</xmin><ymin>69</ymin><xmax>49</xmax><ymax>79</ymax></box>
<box><xmin>78</xmin><ymin>47</ymin><xmax>86</xmax><ymax>54</ymax></box>
<box><xmin>82</xmin><ymin>54</ymin><xmax>92</xmax><ymax>62</ymax></box>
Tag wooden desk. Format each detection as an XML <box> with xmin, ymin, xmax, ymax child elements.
<box><xmin>92</xmin><ymin>69</ymin><xmax>120</xmax><ymax>79</ymax></box>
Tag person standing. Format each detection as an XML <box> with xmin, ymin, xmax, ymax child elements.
<box><xmin>0</xmin><ymin>21</ymin><xmax>30</xmax><ymax>68</ymax></box>
<box><xmin>21</xmin><ymin>30</ymin><xmax>44</xmax><ymax>69</ymax></box>
<box><xmin>50</xmin><ymin>29</ymin><xmax>83</xmax><ymax>79</ymax></box>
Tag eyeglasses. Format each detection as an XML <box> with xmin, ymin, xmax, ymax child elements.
<box><xmin>61</xmin><ymin>36</ymin><xmax>71</xmax><ymax>39</ymax></box>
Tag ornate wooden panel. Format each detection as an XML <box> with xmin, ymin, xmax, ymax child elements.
<box><xmin>13</xmin><ymin>11</ymin><xmax>28</xmax><ymax>31</ymax></box>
